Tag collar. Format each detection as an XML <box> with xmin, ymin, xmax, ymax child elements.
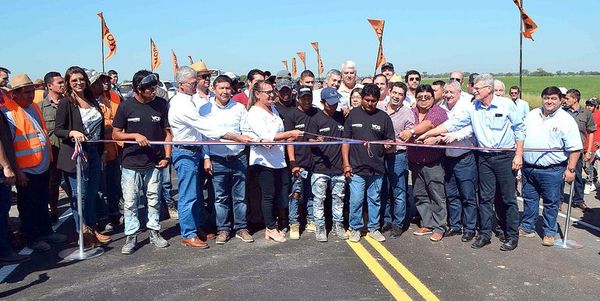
<box><xmin>211</xmin><ymin>97</ymin><xmax>232</xmax><ymax>108</ymax></box>
<box><xmin>539</xmin><ymin>107</ymin><xmax>560</xmax><ymax>118</ymax></box>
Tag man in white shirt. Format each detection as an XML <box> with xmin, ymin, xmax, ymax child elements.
<box><xmin>494</xmin><ymin>80</ymin><xmax>506</xmax><ymax>97</ymax></box>
<box><xmin>404</xmin><ymin>70</ymin><xmax>421</xmax><ymax>108</ymax></box>
<box><xmin>449</xmin><ymin>70</ymin><xmax>474</xmax><ymax>102</ymax></box>
<box><xmin>199</xmin><ymin>75</ymin><xmax>254</xmax><ymax>244</ymax></box>
<box><xmin>169</xmin><ymin>67</ymin><xmax>249</xmax><ymax>248</ymax></box>
<box><xmin>373</xmin><ymin>74</ymin><xmax>389</xmax><ymax>104</ymax></box>
<box><xmin>191</xmin><ymin>60</ymin><xmax>212</xmax><ymax>103</ymax></box>
<box><xmin>338</xmin><ymin>60</ymin><xmax>363</xmax><ymax>106</ymax></box>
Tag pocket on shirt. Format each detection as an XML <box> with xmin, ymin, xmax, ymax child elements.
<box><xmin>489</xmin><ymin>116</ymin><xmax>505</xmax><ymax>130</ymax></box>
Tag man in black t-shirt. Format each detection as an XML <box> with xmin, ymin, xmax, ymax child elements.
<box><xmin>308</xmin><ymin>87</ymin><xmax>347</xmax><ymax>242</ymax></box>
<box><xmin>113</xmin><ymin>70</ymin><xmax>172</xmax><ymax>255</ymax></box>
<box><xmin>342</xmin><ymin>84</ymin><xmax>395</xmax><ymax>243</ymax></box>
<box><xmin>284</xmin><ymin>86</ymin><xmax>319</xmax><ymax>240</ymax></box>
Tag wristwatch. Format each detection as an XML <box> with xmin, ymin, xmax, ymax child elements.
<box><xmin>409</xmin><ymin>129</ymin><xmax>415</xmax><ymax>135</ymax></box>
<box><xmin>568</xmin><ymin>167</ymin><xmax>576</xmax><ymax>173</ymax></box>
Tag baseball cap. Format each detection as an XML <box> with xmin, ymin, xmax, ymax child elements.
<box><xmin>381</xmin><ymin>62</ymin><xmax>394</xmax><ymax>71</ymax></box>
<box><xmin>468</xmin><ymin>73</ymin><xmax>479</xmax><ymax>84</ymax></box>
<box><xmin>558</xmin><ymin>87</ymin><xmax>568</xmax><ymax>95</ymax></box>
<box><xmin>586</xmin><ymin>98</ymin><xmax>599</xmax><ymax>107</ymax></box>
<box><xmin>276</xmin><ymin>79</ymin><xmax>292</xmax><ymax>90</ymax></box>
<box><xmin>276</xmin><ymin>70</ymin><xmax>291</xmax><ymax>80</ymax></box>
<box><xmin>321</xmin><ymin>87</ymin><xmax>342</xmax><ymax>105</ymax></box>
<box><xmin>297</xmin><ymin>85</ymin><xmax>312</xmax><ymax>98</ymax></box>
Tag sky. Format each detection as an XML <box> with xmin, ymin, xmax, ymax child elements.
<box><xmin>1</xmin><ymin>0</ymin><xmax>599</xmax><ymax>81</ymax></box>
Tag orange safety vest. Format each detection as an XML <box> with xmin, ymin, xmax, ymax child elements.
<box><xmin>1</xmin><ymin>98</ymin><xmax>51</xmax><ymax>169</ymax></box>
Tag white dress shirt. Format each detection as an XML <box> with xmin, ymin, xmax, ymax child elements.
<box><xmin>242</xmin><ymin>105</ymin><xmax>286</xmax><ymax>168</ymax></box>
<box><xmin>199</xmin><ymin>98</ymin><xmax>247</xmax><ymax>157</ymax></box>
<box><xmin>440</xmin><ymin>97</ymin><xmax>477</xmax><ymax>157</ymax></box>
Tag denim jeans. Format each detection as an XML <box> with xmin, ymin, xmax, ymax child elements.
<box><xmin>289</xmin><ymin>167</ymin><xmax>314</xmax><ymax>226</ymax></box>
<box><xmin>381</xmin><ymin>152</ymin><xmax>409</xmax><ymax>228</ymax></box>
<box><xmin>121</xmin><ymin>167</ymin><xmax>162</xmax><ymax>236</ymax></box>
<box><xmin>348</xmin><ymin>174</ymin><xmax>383</xmax><ymax>231</ymax></box>
<box><xmin>66</xmin><ymin>145</ymin><xmax>101</xmax><ymax>231</ymax></box>
<box><xmin>410</xmin><ymin>161</ymin><xmax>447</xmax><ymax>234</ymax></box>
<box><xmin>477</xmin><ymin>152</ymin><xmax>519</xmax><ymax>241</ymax></box>
<box><xmin>584</xmin><ymin>158</ymin><xmax>597</xmax><ymax>184</ymax></box>
<box><xmin>0</xmin><ymin>180</ymin><xmax>11</xmax><ymax>257</ymax></box>
<box><xmin>98</xmin><ymin>158</ymin><xmax>122</xmax><ymax>220</ymax></box>
<box><xmin>211</xmin><ymin>153</ymin><xmax>248</xmax><ymax>232</ymax></box>
<box><xmin>311</xmin><ymin>173</ymin><xmax>346</xmax><ymax>228</ymax></box>
<box><xmin>444</xmin><ymin>152</ymin><xmax>478</xmax><ymax>233</ymax></box>
<box><xmin>255</xmin><ymin>165</ymin><xmax>289</xmax><ymax>229</ymax></box>
<box><xmin>572</xmin><ymin>155</ymin><xmax>584</xmax><ymax>205</ymax></box>
<box><xmin>520</xmin><ymin>165</ymin><xmax>564</xmax><ymax>237</ymax></box>
<box><xmin>161</xmin><ymin>165</ymin><xmax>176</xmax><ymax>209</ymax></box>
<box><xmin>173</xmin><ymin>148</ymin><xmax>206</xmax><ymax>239</ymax></box>
<box><xmin>16</xmin><ymin>171</ymin><xmax>53</xmax><ymax>243</ymax></box>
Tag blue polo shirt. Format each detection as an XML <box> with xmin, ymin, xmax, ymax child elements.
<box><xmin>523</xmin><ymin>108</ymin><xmax>582</xmax><ymax>166</ymax></box>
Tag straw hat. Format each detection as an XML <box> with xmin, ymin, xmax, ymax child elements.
<box><xmin>8</xmin><ymin>73</ymin><xmax>34</xmax><ymax>91</ymax></box>
<box><xmin>389</xmin><ymin>74</ymin><xmax>403</xmax><ymax>83</ymax></box>
<box><xmin>190</xmin><ymin>60</ymin><xmax>210</xmax><ymax>74</ymax></box>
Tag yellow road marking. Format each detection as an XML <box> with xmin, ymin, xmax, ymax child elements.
<box><xmin>365</xmin><ymin>236</ymin><xmax>441</xmax><ymax>301</ymax></box>
<box><xmin>346</xmin><ymin>241</ymin><xmax>412</xmax><ymax>300</ymax></box>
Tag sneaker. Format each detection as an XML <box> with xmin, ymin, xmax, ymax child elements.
<box><xmin>315</xmin><ymin>225</ymin><xmax>327</xmax><ymax>242</ymax></box>
<box><xmin>305</xmin><ymin>221</ymin><xmax>317</xmax><ymax>233</ymax></box>
<box><xmin>333</xmin><ymin>223</ymin><xmax>348</xmax><ymax>240</ymax></box>
<box><xmin>381</xmin><ymin>222</ymin><xmax>393</xmax><ymax>233</ymax></box>
<box><xmin>518</xmin><ymin>228</ymin><xmax>535</xmax><ymax>238</ymax></box>
<box><xmin>28</xmin><ymin>240</ymin><xmax>51</xmax><ymax>252</ymax></box>
<box><xmin>289</xmin><ymin>224</ymin><xmax>300</xmax><ymax>240</ymax></box>
<box><xmin>0</xmin><ymin>253</ymin><xmax>30</xmax><ymax>264</ymax></box>
<box><xmin>149</xmin><ymin>230</ymin><xmax>169</xmax><ymax>248</ymax></box>
<box><xmin>40</xmin><ymin>232</ymin><xmax>67</xmax><ymax>244</ymax></box>
<box><xmin>368</xmin><ymin>230</ymin><xmax>386</xmax><ymax>242</ymax></box>
<box><xmin>168</xmin><ymin>207</ymin><xmax>179</xmax><ymax>220</ymax></box>
<box><xmin>584</xmin><ymin>184</ymin><xmax>596</xmax><ymax>195</ymax></box>
<box><xmin>235</xmin><ymin>229</ymin><xmax>254</xmax><ymax>243</ymax></box>
<box><xmin>413</xmin><ymin>227</ymin><xmax>433</xmax><ymax>236</ymax></box>
<box><xmin>265</xmin><ymin>228</ymin><xmax>287</xmax><ymax>242</ymax></box>
<box><xmin>430</xmin><ymin>232</ymin><xmax>443</xmax><ymax>242</ymax></box>
<box><xmin>121</xmin><ymin>234</ymin><xmax>138</xmax><ymax>255</ymax></box>
<box><xmin>215</xmin><ymin>231</ymin><xmax>230</xmax><ymax>245</ymax></box>
<box><xmin>349</xmin><ymin>230</ymin><xmax>361</xmax><ymax>243</ymax></box>
<box><xmin>542</xmin><ymin>236</ymin><xmax>555</xmax><ymax>246</ymax></box>
<box><xmin>390</xmin><ymin>226</ymin><xmax>403</xmax><ymax>238</ymax></box>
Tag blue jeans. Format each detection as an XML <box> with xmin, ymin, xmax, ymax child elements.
<box><xmin>572</xmin><ymin>155</ymin><xmax>584</xmax><ymax>205</ymax></box>
<box><xmin>211</xmin><ymin>154</ymin><xmax>248</xmax><ymax>232</ymax></box>
<box><xmin>173</xmin><ymin>148</ymin><xmax>206</xmax><ymax>239</ymax></box>
<box><xmin>121</xmin><ymin>167</ymin><xmax>162</xmax><ymax>235</ymax></box>
<box><xmin>289</xmin><ymin>167</ymin><xmax>314</xmax><ymax>226</ymax></box>
<box><xmin>520</xmin><ymin>165</ymin><xmax>564</xmax><ymax>237</ymax></box>
<box><xmin>381</xmin><ymin>152</ymin><xmax>409</xmax><ymax>228</ymax></box>
<box><xmin>0</xmin><ymin>180</ymin><xmax>11</xmax><ymax>257</ymax></box>
<box><xmin>67</xmin><ymin>145</ymin><xmax>101</xmax><ymax>231</ymax></box>
<box><xmin>161</xmin><ymin>165</ymin><xmax>176</xmax><ymax>208</ymax></box>
<box><xmin>98</xmin><ymin>158</ymin><xmax>121</xmax><ymax>220</ymax></box>
<box><xmin>312</xmin><ymin>173</ymin><xmax>346</xmax><ymax>228</ymax></box>
<box><xmin>444</xmin><ymin>152</ymin><xmax>478</xmax><ymax>233</ymax></box>
<box><xmin>348</xmin><ymin>174</ymin><xmax>383</xmax><ymax>231</ymax></box>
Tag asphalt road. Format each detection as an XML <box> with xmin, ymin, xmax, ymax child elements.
<box><xmin>1</xmin><ymin>187</ymin><xmax>600</xmax><ymax>300</ymax></box>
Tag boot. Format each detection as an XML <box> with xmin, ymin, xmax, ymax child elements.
<box><xmin>93</xmin><ymin>227</ymin><xmax>112</xmax><ymax>244</ymax></box>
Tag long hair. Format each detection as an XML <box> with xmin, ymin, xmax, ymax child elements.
<box><xmin>247</xmin><ymin>80</ymin><xmax>268</xmax><ymax>110</ymax></box>
<box><xmin>64</xmin><ymin>66</ymin><xmax>94</xmax><ymax>106</ymax></box>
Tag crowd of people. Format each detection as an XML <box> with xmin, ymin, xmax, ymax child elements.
<box><xmin>0</xmin><ymin>60</ymin><xmax>597</xmax><ymax>265</ymax></box>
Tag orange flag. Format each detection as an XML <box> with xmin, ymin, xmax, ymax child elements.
<box><xmin>291</xmin><ymin>58</ymin><xmax>297</xmax><ymax>79</ymax></box>
<box><xmin>171</xmin><ymin>49</ymin><xmax>179</xmax><ymax>77</ymax></box>
<box><xmin>310</xmin><ymin>42</ymin><xmax>324</xmax><ymax>76</ymax></box>
<box><xmin>512</xmin><ymin>0</ymin><xmax>538</xmax><ymax>40</ymax></box>
<box><xmin>188</xmin><ymin>56</ymin><xmax>194</xmax><ymax>64</ymax></box>
<box><xmin>367</xmin><ymin>19</ymin><xmax>386</xmax><ymax>70</ymax></box>
<box><xmin>296</xmin><ymin>51</ymin><xmax>306</xmax><ymax>70</ymax></box>
<box><xmin>282</xmin><ymin>60</ymin><xmax>289</xmax><ymax>70</ymax></box>
<box><xmin>97</xmin><ymin>12</ymin><xmax>117</xmax><ymax>60</ymax></box>
<box><xmin>150</xmin><ymin>38</ymin><xmax>161</xmax><ymax>71</ymax></box>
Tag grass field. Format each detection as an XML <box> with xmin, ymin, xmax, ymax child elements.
<box><xmin>423</xmin><ymin>75</ymin><xmax>600</xmax><ymax>109</ymax></box>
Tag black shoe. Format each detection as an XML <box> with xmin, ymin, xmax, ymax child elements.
<box><xmin>445</xmin><ymin>228</ymin><xmax>462</xmax><ymax>237</ymax></box>
<box><xmin>471</xmin><ymin>238</ymin><xmax>491</xmax><ymax>249</ymax></box>
<box><xmin>499</xmin><ymin>238</ymin><xmax>518</xmax><ymax>251</ymax></box>
<box><xmin>389</xmin><ymin>226</ymin><xmax>403</xmax><ymax>238</ymax></box>
<box><xmin>461</xmin><ymin>232</ymin><xmax>476</xmax><ymax>242</ymax></box>
<box><xmin>495</xmin><ymin>232</ymin><xmax>506</xmax><ymax>243</ymax></box>
<box><xmin>381</xmin><ymin>222</ymin><xmax>393</xmax><ymax>233</ymax></box>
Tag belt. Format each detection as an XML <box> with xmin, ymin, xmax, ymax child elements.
<box><xmin>211</xmin><ymin>152</ymin><xmax>244</xmax><ymax>161</ymax></box>
<box><xmin>523</xmin><ymin>161</ymin><xmax>567</xmax><ymax>169</ymax></box>
<box><xmin>478</xmin><ymin>150</ymin><xmax>513</xmax><ymax>156</ymax></box>
<box><xmin>176</xmin><ymin>145</ymin><xmax>204</xmax><ymax>152</ymax></box>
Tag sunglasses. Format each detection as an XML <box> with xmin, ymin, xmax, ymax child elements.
<box><xmin>199</xmin><ymin>74</ymin><xmax>211</xmax><ymax>80</ymax></box>
<box><xmin>449</xmin><ymin>77</ymin><xmax>461</xmax><ymax>82</ymax></box>
<box><xmin>408</xmin><ymin>77</ymin><xmax>420</xmax><ymax>82</ymax></box>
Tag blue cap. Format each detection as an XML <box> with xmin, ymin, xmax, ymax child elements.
<box><xmin>321</xmin><ymin>87</ymin><xmax>342</xmax><ymax>105</ymax></box>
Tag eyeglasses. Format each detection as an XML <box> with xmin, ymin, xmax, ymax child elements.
<box><xmin>509</xmin><ymin>91</ymin><xmax>519</xmax><ymax>95</ymax></box>
<box><xmin>472</xmin><ymin>85</ymin><xmax>490</xmax><ymax>92</ymax></box>
<box><xmin>182</xmin><ymin>81</ymin><xmax>198</xmax><ymax>87</ymax></box>
<box><xmin>258</xmin><ymin>90</ymin><xmax>275</xmax><ymax>96</ymax></box>
<box><xmin>408</xmin><ymin>77</ymin><xmax>420</xmax><ymax>82</ymax></box>
<box><xmin>417</xmin><ymin>95</ymin><xmax>432</xmax><ymax>101</ymax></box>
<box><xmin>199</xmin><ymin>74</ymin><xmax>211</xmax><ymax>80</ymax></box>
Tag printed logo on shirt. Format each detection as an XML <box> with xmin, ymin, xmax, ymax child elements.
<box><xmin>295</xmin><ymin>124</ymin><xmax>306</xmax><ymax>129</ymax></box>
<box><xmin>337</xmin><ymin>125</ymin><xmax>344</xmax><ymax>131</ymax></box>
<box><xmin>352</xmin><ymin>123</ymin><xmax>363</xmax><ymax>128</ymax></box>
<box><xmin>371</xmin><ymin>124</ymin><xmax>381</xmax><ymax>131</ymax></box>
<box><xmin>319</xmin><ymin>127</ymin><xmax>331</xmax><ymax>133</ymax></box>
<box><xmin>151</xmin><ymin>116</ymin><xmax>161</xmax><ymax>122</ymax></box>
<box><xmin>127</xmin><ymin>117</ymin><xmax>141</xmax><ymax>122</ymax></box>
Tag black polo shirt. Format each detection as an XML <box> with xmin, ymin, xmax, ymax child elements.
<box><xmin>308</xmin><ymin>110</ymin><xmax>345</xmax><ymax>175</ymax></box>
<box><xmin>283</xmin><ymin>106</ymin><xmax>319</xmax><ymax>169</ymax></box>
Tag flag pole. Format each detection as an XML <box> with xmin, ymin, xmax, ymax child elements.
<box><xmin>518</xmin><ymin>0</ymin><xmax>524</xmax><ymax>98</ymax></box>
<box><xmin>150</xmin><ymin>39</ymin><xmax>153</xmax><ymax>72</ymax></box>
<box><xmin>100</xmin><ymin>18</ymin><xmax>105</xmax><ymax>72</ymax></box>
<box><xmin>374</xmin><ymin>42</ymin><xmax>381</xmax><ymax>77</ymax></box>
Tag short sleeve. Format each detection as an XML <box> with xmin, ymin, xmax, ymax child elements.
<box><xmin>112</xmin><ymin>100</ymin><xmax>127</xmax><ymax>129</ymax></box>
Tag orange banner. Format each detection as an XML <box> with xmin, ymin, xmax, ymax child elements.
<box><xmin>296</xmin><ymin>51</ymin><xmax>306</xmax><ymax>70</ymax></box>
<box><xmin>97</xmin><ymin>12</ymin><xmax>116</xmax><ymax>61</ymax></box>
<box><xmin>171</xmin><ymin>49</ymin><xmax>179</xmax><ymax>77</ymax></box>
<box><xmin>310</xmin><ymin>42</ymin><xmax>324</xmax><ymax>76</ymax></box>
<box><xmin>188</xmin><ymin>56</ymin><xmax>194</xmax><ymax>64</ymax></box>
<box><xmin>150</xmin><ymin>38</ymin><xmax>161</xmax><ymax>71</ymax></box>
<box><xmin>291</xmin><ymin>58</ymin><xmax>297</xmax><ymax>78</ymax></box>
<box><xmin>367</xmin><ymin>19</ymin><xmax>385</xmax><ymax>41</ymax></box>
<box><xmin>512</xmin><ymin>0</ymin><xmax>538</xmax><ymax>40</ymax></box>
<box><xmin>282</xmin><ymin>60</ymin><xmax>289</xmax><ymax>70</ymax></box>
<box><xmin>376</xmin><ymin>44</ymin><xmax>387</xmax><ymax>70</ymax></box>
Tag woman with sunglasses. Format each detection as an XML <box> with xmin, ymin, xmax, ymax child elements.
<box><xmin>242</xmin><ymin>80</ymin><xmax>304</xmax><ymax>242</ymax></box>
<box><xmin>55</xmin><ymin>66</ymin><xmax>111</xmax><ymax>248</ymax></box>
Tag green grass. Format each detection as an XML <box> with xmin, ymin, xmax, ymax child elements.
<box><xmin>423</xmin><ymin>75</ymin><xmax>600</xmax><ymax>109</ymax></box>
